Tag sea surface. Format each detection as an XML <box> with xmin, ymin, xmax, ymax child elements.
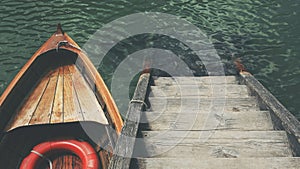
<box><xmin>0</xmin><ymin>0</ymin><xmax>299</xmax><ymax>119</ymax></box>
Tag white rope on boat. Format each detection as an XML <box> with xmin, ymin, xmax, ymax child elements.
<box><xmin>31</xmin><ymin>150</ymin><xmax>53</xmax><ymax>169</ymax></box>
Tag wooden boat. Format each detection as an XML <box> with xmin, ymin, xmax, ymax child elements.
<box><xmin>0</xmin><ymin>24</ymin><xmax>123</xmax><ymax>168</ymax></box>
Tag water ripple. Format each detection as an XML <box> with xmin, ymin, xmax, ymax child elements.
<box><xmin>0</xmin><ymin>0</ymin><xmax>299</xmax><ymax>119</ymax></box>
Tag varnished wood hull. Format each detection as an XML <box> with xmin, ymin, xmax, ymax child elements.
<box><xmin>0</xmin><ymin>25</ymin><xmax>123</xmax><ymax>168</ymax></box>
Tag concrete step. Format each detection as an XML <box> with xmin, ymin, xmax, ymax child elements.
<box><xmin>137</xmin><ymin>130</ymin><xmax>292</xmax><ymax>158</ymax></box>
<box><xmin>141</xmin><ymin>111</ymin><xmax>273</xmax><ymax>131</ymax></box>
<box><xmin>154</xmin><ymin>76</ymin><xmax>237</xmax><ymax>86</ymax></box>
<box><xmin>149</xmin><ymin>85</ymin><xmax>249</xmax><ymax>98</ymax></box>
<box><xmin>148</xmin><ymin>97</ymin><xmax>259</xmax><ymax>112</ymax></box>
<box><xmin>136</xmin><ymin>157</ymin><xmax>300</xmax><ymax>169</ymax></box>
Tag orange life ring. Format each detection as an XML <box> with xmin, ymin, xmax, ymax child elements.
<box><xmin>20</xmin><ymin>139</ymin><xmax>99</xmax><ymax>169</ymax></box>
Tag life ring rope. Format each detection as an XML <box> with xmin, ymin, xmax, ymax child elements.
<box><xmin>30</xmin><ymin>150</ymin><xmax>53</xmax><ymax>169</ymax></box>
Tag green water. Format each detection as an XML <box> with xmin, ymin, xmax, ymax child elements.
<box><xmin>0</xmin><ymin>0</ymin><xmax>299</xmax><ymax>119</ymax></box>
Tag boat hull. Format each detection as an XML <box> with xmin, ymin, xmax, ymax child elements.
<box><xmin>0</xmin><ymin>25</ymin><xmax>122</xmax><ymax>169</ymax></box>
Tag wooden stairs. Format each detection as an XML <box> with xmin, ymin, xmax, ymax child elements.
<box><xmin>133</xmin><ymin>76</ymin><xmax>300</xmax><ymax>169</ymax></box>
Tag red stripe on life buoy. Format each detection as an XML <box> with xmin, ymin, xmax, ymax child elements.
<box><xmin>20</xmin><ymin>139</ymin><xmax>99</xmax><ymax>169</ymax></box>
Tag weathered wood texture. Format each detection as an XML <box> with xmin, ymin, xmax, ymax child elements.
<box><xmin>141</xmin><ymin>111</ymin><xmax>273</xmax><ymax>131</ymax></box>
<box><xmin>138</xmin><ymin>157</ymin><xmax>300</xmax><ymax>169</ymax></box>
<box><xmin>70</xmin><ymin>65</ymin><xmax>108</xmax><ymax>124</ymax></box>
<box><xmin>0</xmin><ymin>26</ymin><xmax>123</xmax><ymax>134</ymax></box>
<box><xmin>63</xmin><ymin>66</ymin><xmax>82</xmax><ymax>122</ymax></box>
<box><xmin>148</xmin><ymin>97</ymin><xmax>259</xmax><ymax>112</ymax></box>
<box><xmin>0</xmin><ymin>31</ymin><xmax>77</xmax><ymax>132</ymax></box>
<box><xmin>51</xmin><ymin>67</ymin><xmax>64</xmax><ymax>123</ymax></box>
<box><xmin>108</xmin><ymin>73</ymin><xmax>150</xmax><ymax>169</ymax></box>
<box><xmin>141</xmin><ymin>130</ymin><xmax>292</xmax><ymax>158</ymax></box>
<box><xmin>5</xmin><ymin>71</ymin><xmax>50</xmax><ymax>130</ymax></box>
<box><xmin>153</xmin><ymin>76</ymin><xmax>237</xmax><ymax>86</ymax></box>
<box><xmin>6</xmin><ymin>64</ymin><xmax>108</xmax><ymax>131</ymax></box>
<box><xmin>29</xmin><ymin>69</ymin><xmax>59</xmax><ymax>124</ymax></box>
<box><xmin>0</xmin><ymin>26</ymin><xmax>122</xmax><ymax>169</ymax></box>
<box><xmin>133</xmin><ymin>75</ymin><xmax>300</xmax><ymax>169</ymax></box>
<box><xmin>239</xmin><ymin>73</ymin><xmax>300</xmax><ymax>156</ymax></box>
<box><xmin>149</xmin><ymin>85</ymin><xmax>249</xmax><ymax>98</ymax></box>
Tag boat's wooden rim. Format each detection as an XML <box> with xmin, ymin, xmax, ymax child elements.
<box><xmin>0</xmin><ymin>24</ymin><xmax>123</xmax><ymax>133</ymax></box>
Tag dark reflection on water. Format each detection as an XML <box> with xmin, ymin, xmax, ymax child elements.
<box><xmin>0</xmin><ymin>0</ymin><xmax>299</xmax><ymax>119</ymax></box>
